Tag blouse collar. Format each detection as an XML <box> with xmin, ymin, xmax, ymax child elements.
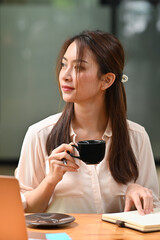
<box><xmin>70</xmin><ymin>120</ymin><xmax>112</xmax><ymax>143</ymax></box>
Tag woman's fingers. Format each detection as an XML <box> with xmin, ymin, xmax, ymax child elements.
<box><xmin>50</xmin><ymin>159</ymin><xmax>79</xmax><ymax>172</ymax></box>
<box><xmin>49</xmin><ymin>151</ymin><xmax>79</xmax><ymax>168</ymax></box>
<box><xmin>47</xmin><ymin>143</ymin><xmax>79</xmax><ymax>177</ymax></box>
<box><xmin>141</xmin><ymin>188</ymin><xmax>153</xmax><ymax>214</ymax></box>
<box><xmin>48</xmin><ymin>143</ymin><xmax>77</xmax><ymax>164</ymax></box>
<box><xmin>124</xmin><ymin>194</ymin><xmax>144</xmax><ymax>215</ymax></box>
<box><xmin>50</xmin><ymin>143</ymin><xmax>74</xmax><ymax>155</ymax></box>
<box><xmin>124</xmin><ymin>184</ymin><xmax>153</xmax><ymax>215</ymax></box>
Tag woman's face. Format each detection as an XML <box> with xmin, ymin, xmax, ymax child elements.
<box><xmin>59</xmin><ymin>41</ymin><xmax>105</xmax><ymax>104</ymax></box>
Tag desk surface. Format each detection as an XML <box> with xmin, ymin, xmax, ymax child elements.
<box><xmin>28</xmin><ymin>213</ymin><xmax>160</xmax><ymax>240</ymax></box>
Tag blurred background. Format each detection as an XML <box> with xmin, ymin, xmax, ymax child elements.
<box><xmin>0</xmin><ymin>0</ymin><xmax>160</xmax><ymax>186</ymax></box>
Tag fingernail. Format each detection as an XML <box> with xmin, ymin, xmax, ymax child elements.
<box><xmin>140</xmin><ymin>210</ymin><xmax>145</xmax><ymax>216</ymax></box>
<box><xmin>144</xmin><ymin>209</ymin><xmax>148</xmax><ymax>214</ymax></box>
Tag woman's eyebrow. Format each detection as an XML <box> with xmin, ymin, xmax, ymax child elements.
<box><xmin>62</xmin><ymin>56</ymin><xmax>88</xmax><ymax>64</ymax></box>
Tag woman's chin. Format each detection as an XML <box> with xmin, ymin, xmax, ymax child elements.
<box><xmin>62</xmin><ymin>97</ymin><xmax>74</xmax><ymax>103</ymax></box>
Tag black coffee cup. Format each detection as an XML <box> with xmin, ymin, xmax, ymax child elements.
<box><xmin>69</xmin><ymin>140</ymin><xmax>106</xmax><ymax>164</ymax></box>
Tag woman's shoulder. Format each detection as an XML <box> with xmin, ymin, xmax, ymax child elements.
<box><xmin>28</xmin><ymin>112</ymin><xmax>62</xmax><ymax>135</ymax></box>
<box><xmin>127</xmin><ymin>120</ymin><xmax>150</xmax><ymax>150</ymax></box>
<box><xmin>127</xmin><ymin>119</ymin><xmax>146</xmax><ymax>135</ymax></box>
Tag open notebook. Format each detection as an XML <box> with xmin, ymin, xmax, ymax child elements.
<box><xmin>102</xmin><ymin>208</ymin><xmax>160</xmax><ymax>232</ymax></box>
<box><xmin>0</xmin><ymin>175</ymin><xmax>28</xmax><ymax>240</ymax></box>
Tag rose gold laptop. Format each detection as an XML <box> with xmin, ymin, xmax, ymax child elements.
<box><xmin>0</xmin><ymin>176</ymin><xmax>71</xmax><ymax>240</ymax></box>
<box><xmin>0</xmin><ymin>175</ymin><xmax>28</xmax><ymax>240</ymax></box>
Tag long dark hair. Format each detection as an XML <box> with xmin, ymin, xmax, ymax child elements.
<box><xmin>46</xmin><ymin>30</ymin><xmax>138</xmax><ymax>184</ymax></box>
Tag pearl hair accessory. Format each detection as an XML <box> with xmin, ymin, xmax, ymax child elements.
<box><xmin>121</xmin><ymin>74</ymin><xmax>128</xmax><ymax>83</ymax></box>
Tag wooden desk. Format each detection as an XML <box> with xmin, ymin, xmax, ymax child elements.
<box><xmin>28</xmin><ymin>213</ymin><xmax>160</xmax><ymax>240</ymax></box>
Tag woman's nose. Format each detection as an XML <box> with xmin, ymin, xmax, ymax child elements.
<box><xmin>61</xmin><ymin>67</ymin><xmax>72</xmax><ymax>81</ymax></box>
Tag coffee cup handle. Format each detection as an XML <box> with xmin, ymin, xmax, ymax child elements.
<box><xmin>68</xmin><ymin>144</ymin><xmax>81</xmax><ymax>159</ymax></box>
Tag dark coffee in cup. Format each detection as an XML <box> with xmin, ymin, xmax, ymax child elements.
<box><xmin>69</xmin><ymin>140</ymin><xmax>106</xmax><ymax>164</ymax></box>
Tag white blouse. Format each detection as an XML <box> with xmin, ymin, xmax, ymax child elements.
<box><xmin>16</xmin><ymin>113</ymin><xmax>160</xmax><ymax>213</ymax></box>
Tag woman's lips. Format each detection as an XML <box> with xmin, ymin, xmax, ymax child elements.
<box><xmin>62</xmin><ymin>85</ymin><xmax>74</xmax><ymax>92</ymax></box>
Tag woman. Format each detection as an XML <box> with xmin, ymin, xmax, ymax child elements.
<box><xmin>16</xmin><ymin>30</ymin><xmax>160</xmax><ymax>214</ymax></box>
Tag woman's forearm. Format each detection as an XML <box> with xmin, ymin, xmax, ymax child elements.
<box><xmin>24</xmin><ymin>175</ymin><xmax>59</xmax><ymax>213</ymax></box>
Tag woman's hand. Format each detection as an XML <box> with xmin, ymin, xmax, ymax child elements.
<box><xmin>124</xmin><ymin>183</ymin><xmax>153</xmax><ymax>215</ymax></box>
<box><xmin>47</xmin><ymin>143</ymin><xmax>79</xmax><ymax>183</ymax></box>
<box><xmin>25</xmin><ymin>143</ymin><xmax>79</xmax><ymax>213</ymax></box>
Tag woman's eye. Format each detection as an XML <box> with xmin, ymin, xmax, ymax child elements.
<box><xmin>61</xmin><ymin>62</ymin><xmax>66</xmax><ymax>68</ymax></box>
<box><xmin>75</xmin><ymin>65</ymin><xmax>85</xmax><ymax>71</ymax></box>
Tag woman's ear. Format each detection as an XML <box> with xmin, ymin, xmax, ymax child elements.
<box><xmin>101</xmin><ymin>72</ymin><xmax>116</xmax><ymax>90</ymax></box>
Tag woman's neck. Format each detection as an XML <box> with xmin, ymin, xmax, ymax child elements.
<box><xmin>72</xmin><ymin>101</ymin><xmax>108</xmax><ymax>141</ymax></box>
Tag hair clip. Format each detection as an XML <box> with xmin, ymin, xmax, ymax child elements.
<box><xmin>121</xmin><ymin>74</ymin><xmax>128</xmax><ymax>83</ymax></box>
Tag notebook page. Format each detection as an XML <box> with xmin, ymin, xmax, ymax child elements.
<box><xmin>111</xmin><ymin>208</ymin><xmax>160</xmax><ymax>226</ymax></box>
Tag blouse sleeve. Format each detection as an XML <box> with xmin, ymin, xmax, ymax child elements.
<box><xmin>16</xmin><ymin>125</ymin><xmax>46</xmax><ymax>198</ymax></box>
<box><xmin>135</xmin><ymin>128</ymin><xmax>160</xmax><ymax>207</ymax></box>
